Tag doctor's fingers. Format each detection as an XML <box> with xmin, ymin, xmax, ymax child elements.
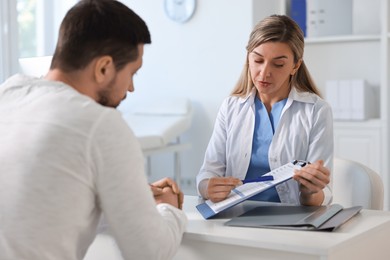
<box><xmin>208</xmin><ymin>177</ymin><xmax>242</xmax><ymax>187</ymax></box>
<box><xmin>207</xmin><ymin>190</ymin><xmax>232</xmax><ymax>203</ymax></box>
<box><xmin>297</xmin><ymin>177</ymin><xmax>324</xmax><ymax>194</ymax></box>
<box><xmin>207</xmin><ymin>183</ymin><xmax>237</xmax><ymax>201</ymax></box>
<box><xmin>297</xmin><ymin>163</ymin><xmax>330</xmax><ymax>182</ymax></box>
<box><xmin>306</xmin><ymin>160</ymin><xmax>330</xmax><ymax>177</ymax></box>
<box><xmin>293</xmin><ymin>170</ymin><xmax>328</xmax><ymax>191</ymax></box>
<box><xmin>294</xmin><ymin>170</ymin><xmax>329</xmax><ymax>187</ymax></box>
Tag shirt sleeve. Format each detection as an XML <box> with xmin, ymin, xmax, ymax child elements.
<box><xmin>90</xmin><ymin>110</ymin><xmax>187</xmax><ymax>260</ymax></box>
<box><xmin>308</xmin><ymin>100</ymin><xmax>334</xmax><ymax>205</ymax></box>
<box><xmin>196</xmin><ymin>98</ymin><xmax>228</xmax><ymax>193</ymax></box>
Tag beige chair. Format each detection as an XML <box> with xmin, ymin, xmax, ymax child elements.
<box><xmin>332</xmin><ymin>157</ymin><xmax>384</xmax><ymax>210</ymax></box>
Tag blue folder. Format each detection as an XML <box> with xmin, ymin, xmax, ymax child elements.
<box><xmin>290</xmin><ymin>0</ymin><xmax>307</xmax><ymax>37</ymax></box>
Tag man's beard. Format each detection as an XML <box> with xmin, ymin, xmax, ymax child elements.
<box><xmin>96</xmin><ymin>76</ymin><xmax>125</xmax><ymax>108</ymax></box>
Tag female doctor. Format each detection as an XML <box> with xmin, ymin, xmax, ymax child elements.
<box><xmin>196</xmin><ymin>15</ymin><xmax>333</xmax><ymax>206</ymax></box>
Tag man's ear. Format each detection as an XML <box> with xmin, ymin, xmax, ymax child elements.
<box><xmin>94</xmin><ymin>56</ymin><xmax>114</xmax><ymax>84</ymax></box>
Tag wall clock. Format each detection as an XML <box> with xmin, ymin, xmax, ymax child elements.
<box><xmin>164</xmin><ymin>0</ymin><xmax>196</xmax><ymax>24</ymax></box>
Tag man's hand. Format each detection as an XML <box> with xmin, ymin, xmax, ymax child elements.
<box><xmin>154</xmin><ymin>186</ymin><xmax>181</xmax><ymax>208</ymax></box>
<box><xmin>150</xmin><ymin>177</ymin><xmax>183</xmax><ymax>209</ymax></box>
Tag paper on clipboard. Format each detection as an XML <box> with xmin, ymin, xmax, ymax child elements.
<box><xmin>196</xmin><ymin>160</ymin><xmax>308</xmax><ymax>219</ymax></box>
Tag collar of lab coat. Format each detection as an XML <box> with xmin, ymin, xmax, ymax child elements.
<box><xmin>239</xmin><ymin>86</ymin><xmax>318</xmax><ymax>106</ymax></box>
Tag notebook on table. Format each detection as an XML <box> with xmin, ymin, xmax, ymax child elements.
<box><xmin>224</xmin><ymin>204</ymin><xmax>362</xmax><ymax>232</ymax></box>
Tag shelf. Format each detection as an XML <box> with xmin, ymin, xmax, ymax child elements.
<box><xmin>333</xmin><ymin>118</ymin><xmax>383</xmax><ymax>128</ymax></box>
<box><xmin>305</xmin><ymin>34</ymin><xmax>381</xmax><ymax>44</ymax></box>
<box><xmin>280</xmin><ymin>0</ymin><xmax>390</xmax><ymax>211</ymax></box>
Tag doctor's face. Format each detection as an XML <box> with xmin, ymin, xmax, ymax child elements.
<box><xmin>248</xmin><ymin>42</ymin><xmax>300</xmax><ymax>100</ymax></box>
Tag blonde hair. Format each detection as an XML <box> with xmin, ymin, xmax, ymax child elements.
<box><xmin>231</xmin><ymin>15</ymin><xmax>321</xmax><ymax>97</ymax></box>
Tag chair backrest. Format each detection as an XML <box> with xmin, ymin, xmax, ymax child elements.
<box><xmin>332</xmin><ymin>158</ymin><xmax>384</xmax><ymax>210</ymax></box>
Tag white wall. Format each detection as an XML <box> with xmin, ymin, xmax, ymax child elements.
<box><xmin>118</xmin><ymin>0</ymin><xmax>263</xmax><ymax>188</ymax></box>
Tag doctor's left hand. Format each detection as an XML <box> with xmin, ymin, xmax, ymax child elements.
<box><xmin>293</xmin><ymin>160</ymin><xmax>330</xmax><ymax>205</ymax></box>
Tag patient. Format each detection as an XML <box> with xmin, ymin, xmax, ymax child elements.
<box><xmin>196</xmin><ymin>15</ymin><xmax>333</xmax><ymax>206</ymax></box>
<box><xmin>0</xmin><ymin>0</ymin><xmax>186</xmax><ymax>259</ymax></box>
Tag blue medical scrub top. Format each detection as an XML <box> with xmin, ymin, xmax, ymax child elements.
<box><xmin>245</xmin><ymin>96</ymin><xmax>288</xmax><ymax>202</ymax></box>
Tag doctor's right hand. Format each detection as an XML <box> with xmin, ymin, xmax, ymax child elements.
<box><xmin>200</xmin><ymin>177</ymin><xmax>242</xmax><ymax>203</ymax></box>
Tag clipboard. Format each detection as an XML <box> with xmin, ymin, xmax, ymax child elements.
<box><xmin>224</xmin><ymin>204</ymin><xmax>362</xmax><ymax>232</ymax></box>
<box><xmin>196</xmin><ymin>160</ymin><xmax>308</xmax><ymax>219</ymax></box>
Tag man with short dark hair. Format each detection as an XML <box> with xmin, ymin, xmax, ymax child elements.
<box><xmin>0</xmin><ymin>1</ymin><xmax>186</xmax><ymax>259</ymax></box>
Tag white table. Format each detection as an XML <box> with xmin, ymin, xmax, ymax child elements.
<box><xmin>174</xmin><ymin>195</ymin><xmax>390</xmax><ymax>260</ymax></box>
<box><xmin>85</xmin><ymin>195</ymin><xmax>390</xmax><ymax>260</ymax></box>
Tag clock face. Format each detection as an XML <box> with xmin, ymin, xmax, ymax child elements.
<box><xmin>164</xmin><ymin>0</ymin><xmax>196</xmax><ymax>23</ymax></box>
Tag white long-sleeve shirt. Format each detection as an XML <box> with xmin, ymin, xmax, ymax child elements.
<box><xmin>0</xmin><ymin>74</ymin><xmax>187</xmax><ymax>260</ymax></box>
<box><xmin>197</xmin><ymin>87</ymin><xmax>334</xmax><ymax>205</ymax></box>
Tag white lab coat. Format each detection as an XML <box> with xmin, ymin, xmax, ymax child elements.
<box><xmin>197</xmin><ymin>87</ymin><xmax>334</xmax><ymax>205</ymax></box>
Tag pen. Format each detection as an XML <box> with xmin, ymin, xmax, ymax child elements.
<box><xmin>292</xmin><ymin>160</ymin><xmax>311</xmax><ymax>167</ymax></box>
<box><xmin>241</xmin><ymin>175</ymin><xmax>274</xmax><ymax>184</ymax></box>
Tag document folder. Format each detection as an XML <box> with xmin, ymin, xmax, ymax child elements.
<box><xmin>224</xmin><ymin>204</ymin><xmax>362</xmax><ymax>232</ymax></box>
<box><xmin>196</xmin><ymin>160</ymin><xmax>308</xmax><ymax>219</ymax></box>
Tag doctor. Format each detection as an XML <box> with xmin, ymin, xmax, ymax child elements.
<box><xmin>197</xmin><ymin>15</ymin><xmax>333</xmax><ymax>206</ymax></box>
